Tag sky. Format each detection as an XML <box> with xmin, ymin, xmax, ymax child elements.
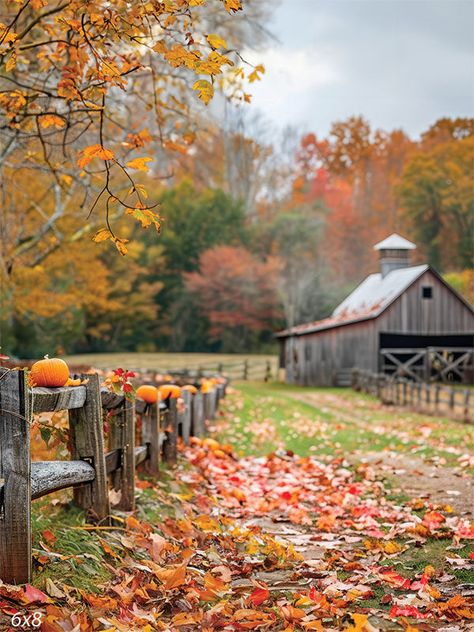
<box><xmin>243</xmin><ymin>0</ymin><xmax>474</xmax><ymax>138</ymax></box>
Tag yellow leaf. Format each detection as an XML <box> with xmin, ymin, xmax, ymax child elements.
<box><xmin>192</xmin><ymin>79</ymin><xmax>214</xmax><ymax>105</ymax></box>
<box><xmin>40</xmin><ymin>114</ymin><xmax>65</xmax><ymax>129</ymax></box>
<box><xmin>113</xmin><ymin>237</ymin><xmax>129</xmax><ymax>256</ymax></box>
<box><xmin>248</xmin><ymin>64</ymin><xmax>265</xmax><ymax>83</ymax></box>
<box><xmin>189</xmin><ymin>0</ymin><xmax>205</xmax><ymax>5</ymax></box>
<box><xmin>207</xmin><ymin>33</ymin><xmax>227</xmax><ymax>50</ymax></box>
<box><xmin>5</xmin><ymin>53</ymin><xmax>16</xmax><ymax>72</ymax></box>
<box><xmin>125</xmin><ymin>207</ymin><xmax>161</xmax><ymax>231</ymax></box>
<box><xmin>126</xmin><ymin>156</ymin><xmax>153</xmax><ymax>172</ymax></box>
<box><xmin>92</xmin><ymin>228</ymin><xmax>113</xmax><ymax>243</ymax></box>
<box><xmin>223</xmin><ymin>0</ymin><xmax>242</xmax><ymax>13</ymax></box>
<box><xmin>77</xmin><ymin>144</ymin><xmax>115</xmax><ymax>168</ymax></box>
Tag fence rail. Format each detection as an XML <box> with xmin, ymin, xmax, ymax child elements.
<box><xmin>0</xmin><ymin>367</ymin><xmax>226</xmax><ymax>585</ymax></box>
<box><xmin>352</xmin><ymin>368</ymin><xmax>473</xmax><ymax>423</ymax></box>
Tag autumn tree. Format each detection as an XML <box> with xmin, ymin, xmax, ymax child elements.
<box><xmin>397</xmin><ymin>135</ymin><xmax>474</xmax><ymax>270</ymax></box>
<box><xmin>185</xmin><ymin>245</ymin><xmax>281</xmax><ymax>351</ymax></box>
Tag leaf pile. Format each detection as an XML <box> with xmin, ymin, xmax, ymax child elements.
<box><xmin>0</xmin><ymin>388</ymin><xmax>473</xmax><ymax>630</ymax></box>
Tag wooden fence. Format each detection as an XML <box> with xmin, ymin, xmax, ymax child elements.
<box><xmin>0</xmin><ymin>367</ymin><xmax>226</xmax><ymax>585</ymax></box>
<box><xmin>159</xmin><ymin>359</ymin><xmax>274</xmax><ymax>382</ymax></box>
<box><xmin>352</xmin><ymin>369</ymin><xmax>473</xmax><ymax>423</ymax></box>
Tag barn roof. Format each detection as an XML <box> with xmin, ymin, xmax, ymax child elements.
<box><xmin>276</xmin><ymin>264</ymin><xmax>429</xmax><ymax>338</ymax></box>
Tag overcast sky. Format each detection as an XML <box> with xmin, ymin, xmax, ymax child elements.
<box><xmin>243</xmin><ymin>0</ymin><xmax>474</xmax><ymax>138</ymax></box>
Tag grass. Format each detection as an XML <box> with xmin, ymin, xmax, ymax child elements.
<box><xmin>219</xmin><ymin>381</ymin><xmax>474</xmax><ymax>465</ymax></box>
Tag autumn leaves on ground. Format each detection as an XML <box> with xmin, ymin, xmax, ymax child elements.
<box><xmin>1</xmin><ymin>384</ymin><xmax>473</xmax><ymax>631</ymax></box>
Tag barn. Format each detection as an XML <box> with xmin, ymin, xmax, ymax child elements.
<box><xmin>276</xmin><ymin>234</ymin><xmax>474</xmax><ymax>387</ymax></box>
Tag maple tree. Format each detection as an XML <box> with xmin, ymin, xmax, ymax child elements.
<box><xmin>185</xmin><ymin>244</ymin><xmax>282</xmax><ymax>349</ymax></box>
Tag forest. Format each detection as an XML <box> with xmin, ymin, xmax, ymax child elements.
<box><xmin>0</xmin><ymin>1</ymin><xmax>472</xmax><ymax>358</ymax></box>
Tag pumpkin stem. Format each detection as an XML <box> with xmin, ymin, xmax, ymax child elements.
<box><xmin>44</xmin><ymin>354</ymin><xmax>49</xmax><ymax>359</ymax></box>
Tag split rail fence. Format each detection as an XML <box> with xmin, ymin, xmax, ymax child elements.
<box><xmin>352</xmin><ymin>368</ymin><xmax>473</xmax><ymax>423</ymax></box>
<box><xmin>0</xmin><ymin>367</ymin><xmax>226</xmax><ymax>585</ymax></box>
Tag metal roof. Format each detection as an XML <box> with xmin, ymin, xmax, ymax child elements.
<box><xmin>276</xmin><ymin>264</ymin><xmax>429</xmax><ymax>338</ymax></box>
<box><xmin>333</xmin><ymin>264</ymin><xmax>428</xmax><ymax>317</ymax></box>
<box><xmin>373</xmin><ymin>233</ymin><xmax>417</xmax><ymax>251</ymax></box>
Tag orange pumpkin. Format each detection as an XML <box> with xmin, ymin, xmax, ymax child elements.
<box><xmin>30</xmin><ymin>356</ymin><xmax>70</xmax><ymax>387</ymax></box>
<box><xmin>159</xmin><ymin>384</ymin><xmax>181</xmax><ymax>399</ymax></box>
<box><xmin>200</xmin><ymin>379</ymin><xmax>214</xmax><ymax>393</ymax></box>
<box><xmin>136</xmin><ymin>384</ymin><xmax>159</xmax><ymax>404</ymax></box>
<box><xmin>182</xmin><ymin>384</ymin><xmax>198</xmax><ymax>395</ymax></box>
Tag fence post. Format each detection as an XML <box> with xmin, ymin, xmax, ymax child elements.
<box><xmin>435</xmin><ymin>384</ymin><xmax>440</xmax><ymax>413</ymax></box>
<box><xmin>111</xmin><ymin>400</ymin><xmax>136</xmax><ymax>512</ymax></box>
<box><xmin>243</xmin><ymin>360</ymin><xmax>248</xmax><ymax>380</ymax></box>
<box><xmin>162</xmin><ymin>398</ymin><xmax>178</xmax><ymax>465</ymax></box>
<box><xmin>69</xmin><ymin>374</ymin><xmax>109</xmax><ymax>522</ymax></box>
<box><xmin>265</xmin><ymin>360</ymin><xmax>272</xmax><ymax>382</ymax></box>
<box><xmin>449</xmin><ymin>387</ymin><xmax>455</xmax><ymax>413</ymax></box>
<box><xmin>0</xmin><ymin>368</ymin><xmax>31</xmax><ymax>584</ymax></box>
<box><xmin>180</xmin><ymin>390</ymin><xmax>192</xmax><ymax>446</ymax></box>
<box><xmin>141</xmin><ymin>402</ymin><xmax>160</xmax><ymax>476</ymax></box>
<box><xmin>192</xmin><ymin>391</ymin><xmax>205</xmax><ymax>436</ymax></box>
<box><xmin>463</xmin><ymin>389</ymin><xmax>470</xmax><ymax>422</ymax></box>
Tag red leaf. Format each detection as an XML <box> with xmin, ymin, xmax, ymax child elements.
<box><xmin>21</xmin><ymin>585</ymin><xmax>51</xmax><ymax>604</ymax></box>
<box><xmin>389</xmin><ymin>605</ymin><xmax>426</xmax><ymax>619</ymax></box>
<box><xmin>247</xmin><ymin>584</ymin><xmax>269</xmax><ymax>606</ymax></box>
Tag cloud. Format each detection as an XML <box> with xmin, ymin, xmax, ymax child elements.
<box><xmin>243</xmin><ymin>0</ymin><xmax>474</xmax><ymax>137</ymax></box>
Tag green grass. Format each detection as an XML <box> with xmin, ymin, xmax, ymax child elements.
<box><xmin>219</xmin><ymin>381</ymin><xmax>473</xmax><ymax>465</ymax></box>
<box><xmin>32</xmin><ymin>497</ymin><xmax>112</xmax><ymax>593</ymax></box>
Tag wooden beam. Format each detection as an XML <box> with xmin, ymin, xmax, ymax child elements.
<box><xmin>31</xmin><ymin>385</ymin><xmax>86</xmax><ymax>413</ymax></box>
<box><xmin>31</xmin><ymin>461</ymin><xmax>95</xmax><ymax>500</ymax></box>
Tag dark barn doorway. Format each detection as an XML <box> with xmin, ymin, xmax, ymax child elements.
<box><xmin>379</xmin><ymin>332</ymin><xmax>474</xmax><ymax>383</ymax></box>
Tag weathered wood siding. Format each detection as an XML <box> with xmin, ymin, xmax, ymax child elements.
<box><xmin>283</xmin><ymin>269</ymin><xmax>473</xmax><ymax>386</ymax></box>
<box><xmin>376</xmin><ymin>269</ymin><xmax>473</xmax><ymax>334</ymax></box>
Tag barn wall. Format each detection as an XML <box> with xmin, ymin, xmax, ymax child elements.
<box><xmin>283</xmin><ymin>320</ymin><xmax>378</xmax><ymax>386</ymax></box>
<box><xmin>377</xmin><ymin>269</ymin><xmax>474</xmax><ymax>334</ymax></box>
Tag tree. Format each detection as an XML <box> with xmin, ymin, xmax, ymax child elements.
<box><xmin>185</xmin><ymin>245</ymin><xmax>281</xmax><ymax>351</ymax></box>
<box><xmin>397</xmin><ymin>135</ymin><xmax>474</xmax><ymax>270</ymax></box>
<box><xmin>0</xmin><ymin>0</ymin><xmax>264</xmax><ymax>257</ymax></box>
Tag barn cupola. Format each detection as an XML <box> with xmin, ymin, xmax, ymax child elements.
<box><xmin>374</xmin><ymin>233</ymin><xmax>416</xmax><ymax>277</ymax></box>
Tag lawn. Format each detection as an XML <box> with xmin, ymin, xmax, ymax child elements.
<box><xmin>218</xmin><ymin>381</ymin><xmax>474</xmax><ymax>467</ymax></box>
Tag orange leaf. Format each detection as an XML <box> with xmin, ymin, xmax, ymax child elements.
<box><xmin>156</xmin><ymin>564</ymin><xmax>187</xmax><ymax>590</ymax></box>
<box><xmin>77</xmin><ymin>144</ymin><xmax>115</xmax><ymax>168</ymax></box>
<box><xmin>126</xmin><ymin>156</ymin><xmax>153</xmax><ymax>172</ymax></box>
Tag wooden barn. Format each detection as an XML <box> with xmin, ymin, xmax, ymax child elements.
<box><xmin>276</xmin><ymin>234</ymin><xmax>474</xmax><ymax>387</ymax></box>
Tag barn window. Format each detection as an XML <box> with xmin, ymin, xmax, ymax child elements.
<box><xmin>422</xmin><ymin>286</ymin><xmax>433</xmax><ymax>299</ymax></box>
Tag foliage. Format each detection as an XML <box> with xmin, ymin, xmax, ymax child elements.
<box><xmin>185</xmin><ymin>245</ymin><xmax>282</xmax><ymax>351</ymax></box>
<box><xmin>397</xmin><ymin>136</ymin><xmax>474</xmax><ymax>269</ymax></box>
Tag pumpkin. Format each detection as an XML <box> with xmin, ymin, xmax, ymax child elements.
<box><xmin>158</xmin><ymin>384</ymin><xmax>181</xmax><ymax>399</ymax></box>
<box><xmin>136</xmin><ymin>384</ymin><xmax>159</xmax><ymax>404</ymax></box>
<box><xmin>30</xmin><ymin>356</ymin><xmax>70</xmax><ymax>387</ymax></box>
<box><xmin>200</xmin><ymin>379</ymin><xmax>214</xmax><ymax>393</ymax></box>
<box><xmin>182</xmin><ymin>384</ymin><xmax>198</xmax><ymax>395</ymax></box>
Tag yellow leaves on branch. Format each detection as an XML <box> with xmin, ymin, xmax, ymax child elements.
<box><xmin>126</xmin><ymin>156</ymin><xmax>153</xmax><ymax>172</ymax></box>
<box><xmin>223</xmin><ymin>0</ymin><xmax>242</xmax><ymax>13</ymax></box>
<box><xmin>248</xmin><ymin>64</ymin><xmax>265</xmax><ymax>83</ymax></box>
<box><xmin>192</xmin><ymin>80</ymin><xmax>214</xmax><ymax>105</ymax></box>
<box><xmin>39</xmin><ymin>115</ymin><xmax>65</xmax><ymax>129</ymax></box>
<box><xmin>207</xmin><ymin>34</ymin><xmax>227</xmax><ymax>50</ymax></box>
<box><xmin>77</xmin><ymin>144</ymin><xmax>115</xmax><ymax>168</ymax></box>
<box><xmin>125</xmin><ymin>207</ymin><xmax>161</xmax><ymax>231</ymax></box>
<box><xmin>92</xmin><ymin>229</ymin><xmax>129</xmax><ymax>256</ymax></box>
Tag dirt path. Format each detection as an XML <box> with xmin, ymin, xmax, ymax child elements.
<box><xmin>284</xmin><ymin>389</ymin><xmax>474</xmax><ymax>517</ymax></box>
